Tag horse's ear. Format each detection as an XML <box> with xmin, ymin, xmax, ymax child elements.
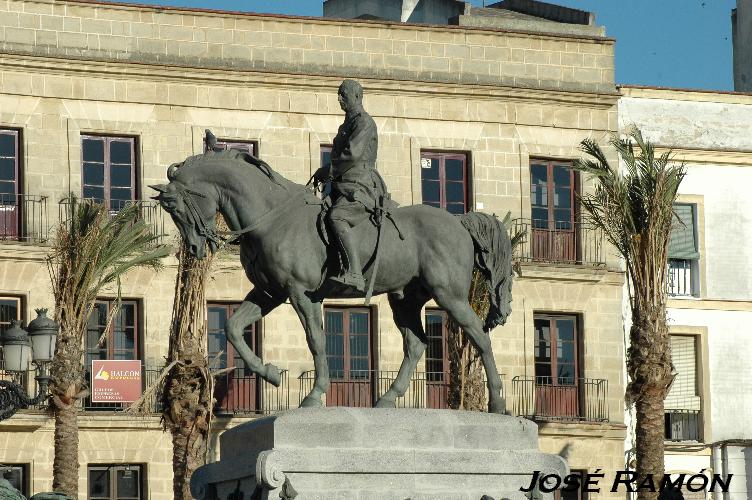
<box><xmin>167</xmin><ymin>164</ymin><xmax>179</xmax><ymax>181</ymax></box>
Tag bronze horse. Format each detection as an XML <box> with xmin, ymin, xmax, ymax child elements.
<box><xmin>151</xmin><ymin>149</ymin><xmax>514</xmax><ymax>412</ymax></box>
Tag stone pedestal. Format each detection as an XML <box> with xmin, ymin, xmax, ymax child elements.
<box><xmin>191</xmin><ymin>407</ymin><xmax>568</xmax><ymax>500</ymax></box>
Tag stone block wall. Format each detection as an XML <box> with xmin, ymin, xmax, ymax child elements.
<box><xmin>1</xmin><ymin>0</ymin><xmax>615</xmax><ymax>93</ymax></box>
<box><xmin>0</xmin><ymin>1</ymin><xmax>625</xmax><ymax>498</ymax></box>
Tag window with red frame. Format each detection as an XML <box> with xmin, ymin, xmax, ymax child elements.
<box><xmin>420</xmin><ymin>151</ymin><xmax>469</xmax><ymax>215</ymax></box>
<box><xmin>82</xmin><ymin>136</ymin><xmax>137</xmax><ymax>212</ymax></box>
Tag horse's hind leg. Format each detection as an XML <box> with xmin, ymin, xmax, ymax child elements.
<box><xmin>432</xmin><ymin>287</ymin><xmax>506</xmax><ymax>414</ymax></box>
<box><xmin>288</xmin><ymin>287</ymin><xmax>329</xmax><ymax>408</ymax></box>
<box><xmin>226</xmin><ymin>289</ymin><xmax>284</xmax><ymax>386</ymax></box>
<box><xmin>375</xmin><ymin>291</ymin><xmax>429</xmax><ymax>408</ymax></box>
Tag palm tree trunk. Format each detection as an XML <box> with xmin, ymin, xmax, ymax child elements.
<box><xmin>448</xmin><ymin>269</ymin><xmax>489</xmax><ymax>412</ymax></box>
<box><xmin>162</xmin><ymin>245</ymin><xmax>213</xmax><ymax>500</ymax></box>
<box><xmin>628</xmin><ymin>307</ymin><xmax>673</xmax><ymax>500</ymax></box>
<box><xmin>53</xmin><ymin>400</ymin><xmax>79</xmax><ymax>498</ymax></box>
<box><xmin>168</xmin><ymin>364</ymin><xmax>210</xmax><ymax>500</ymax></box>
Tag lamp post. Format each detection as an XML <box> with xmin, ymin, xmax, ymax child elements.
<box><xmin>0</xmin><ymin>308</ymin><xmax>58</xmax><ymax>421</ymax></box>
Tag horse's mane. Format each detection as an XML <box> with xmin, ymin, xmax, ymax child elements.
<box><xmin>178</xmin><ymin>149</ymin><xmax>289</xmax><ymax>189</ymax></box>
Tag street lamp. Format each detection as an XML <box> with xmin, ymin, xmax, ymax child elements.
<box><xmin>0</xmin><ymin>308</ymin><xmax>58</xmax><ymax>421</ymax></box>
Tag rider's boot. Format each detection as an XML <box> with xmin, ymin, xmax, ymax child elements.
<box><xmin>330</xmin><ymin>222</ymin><xmax>366</xmax><ymax>292</ymax></box>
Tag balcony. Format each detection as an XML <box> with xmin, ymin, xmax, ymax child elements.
<box><xmin>665</xmin><ymin>409</ymin><xmax>701</xmax><ymax>442</ymax></box>
<box><xmin>214</xmin><ymin>368</ymin><xmax>290</xmax><ymax>416</ymax></box>
<box><xmin>511</xmin><ymin>219</ymin><xmax>604</xmax><ymax>266</ymax></box>
<box><xmin>58</xmin><ymin>198</ymin><xmax>167</xmax><ymax>245</ymax></box>
<box><xmin>511</xmin><ymin>376</ymin><xmax>609</xmax><ymax>423</ymax></box>
<box><xmin>298</xmin><ymin>370</ymin><xmax>503</xmax><ymax>409</ymax></box>
<box><xmin>79</xmin><ymin>365</ymin><xmax>290</xmax><ymax>415</ymax></box>
<box><xmin>0</xmin><ymin>194</ymin><xmax>49</xmax><ymax>243</ymax></box>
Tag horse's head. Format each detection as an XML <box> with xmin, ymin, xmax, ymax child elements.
<box><xmin>150</xmin><ymin>161</ymin><xmax>220</xmax><ymax>259</ymax></box>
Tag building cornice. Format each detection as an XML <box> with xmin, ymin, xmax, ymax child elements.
<box><xmin>619</xmin><ymin>85</ymin><xmax>752</xmax><ymax>105</ymax></box>
<box><xmin>0</xmin><ymin>52</ymin><xmax>621</xmax><ymax>110</ymax></box>
<box><xmin>667</xmin><ymin>298</ymin><xmax>752</xmax><ymax>312</ymax></box>
<box><xmin>653</xmin><ymin>147</ymin><xmax>752</xmax><ymax>167</ymax></box>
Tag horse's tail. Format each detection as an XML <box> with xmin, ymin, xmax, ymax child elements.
<box><xmin>458</xmin><ymin>212</ymin><xmax>515</xmax><ymax>332</ymax></box>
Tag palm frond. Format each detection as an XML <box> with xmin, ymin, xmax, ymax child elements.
<box><xmin>47</xmin><ymin>195</ymin><xmax>170</xmax><ymax>397</ymax></box>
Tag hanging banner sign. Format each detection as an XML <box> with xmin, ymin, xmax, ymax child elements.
<box><xmin>91</xmin><ymin>360</ymin><xmax>142</xmax><ymax>403</ymax></box>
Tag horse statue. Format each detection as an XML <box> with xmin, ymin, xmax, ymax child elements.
<box><xmin>151</xmin><ymin>148</ymin><xmax>515</xmax><ymax>413</ymax></box>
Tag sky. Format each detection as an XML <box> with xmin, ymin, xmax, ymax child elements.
<box><xmin>109</xmin><ymin>0</ymin><xmax>738</xmax><ymax>91</ymax></box>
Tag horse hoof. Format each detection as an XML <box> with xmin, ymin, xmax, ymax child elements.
<box><xmin>300</xmin><ymin>395</ymin><xmax>323</xmax><ymax>408</ymax></box>
<box><xmin>375</xmin><ymin>396</ymin><xmax>396</xmax><ymax>408</ymax></box>
<box><xmin>264</xmin><ymin>363</ymin><xmax>282</xmax><ymax>387</ymax></box>
<box><xmin>488</xmin><ymin>397</ymin><xmax>506</xmax><ymax>414</ymax></box>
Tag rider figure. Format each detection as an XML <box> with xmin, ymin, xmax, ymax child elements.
<box><xmin>314</xmin><ymin>79</ymin><xmax>387</xmax><ymax>292</ymax></box>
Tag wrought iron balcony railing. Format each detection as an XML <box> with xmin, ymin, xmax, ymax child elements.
<box><xmin>58</xmin><ymin>198</ymin><xmax>167</xmax><ymax>245</ymax></box>
<box><xmin>213</xmin><ymin>368</ymin><xmax>290</xmax><ymax>416</ymax></box>
<box><xmin>511</xmin><ymin>218</ymin><xmax>604</xmax><ymax>266</ymax></box>
<box><xmin>0</xmin><ymin>194</ymin><xmax>49</xmax><ymax>243</ymax></box>
<box><xmin>667</xmin><ymin>259</ymin><xmax>695</xmax><ymax>297</ymax></box>
<box><xmin>78</xmin><ymin>365</ymin><xmax>290</xmax><ymax>415</ymax></box>
<box><xmin>665</xmin><ymin>409</ymin><xmax>701</xmax><ymax>442</ymax></box>
<box><xmin>298</xmin><ymin>370</ymin><xmax>503</xmax><ymax>409</ymax></box>
<box><xmin>511</xmin><ymin>376</ymin><xmax>609</xmax><ymax>423</ymax></box>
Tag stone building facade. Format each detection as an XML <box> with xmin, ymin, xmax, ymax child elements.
<box><xmin>0</xmin><ymin>0</ymin><xmax>626</xmax><ymax>498</ymax></box>
<box><xmin>620</xmin><ymin>86</ymin><xmax>752</xmax><ymax>500</ymax></box>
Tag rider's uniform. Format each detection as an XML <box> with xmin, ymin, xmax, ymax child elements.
<box><xmin>328</xmin><ymin>108</ymin><xmax>386</xmax><ymax>227</ymax></box>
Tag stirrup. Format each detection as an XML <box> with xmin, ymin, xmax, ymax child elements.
<box><xmin>329</xmin><ymin>271</ymin><xmax>366</xmax><ymax>292</ymax></box>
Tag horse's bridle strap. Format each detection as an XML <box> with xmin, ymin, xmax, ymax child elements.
<box><xmin>215</xmin><ymin>186</ymin><xmax>314</xmax><ymax>239</ymax></box>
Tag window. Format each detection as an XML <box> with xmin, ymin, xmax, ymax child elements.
<box><xmin>84</xmin><ymin>300</ymin><xmax>140</xmax><ymax>410</ymax></box>
<box><xmin>319</xmin><ymin>145</ymin><xmax>333</xmax><ymax>198</ymax></box>
<box><xmin>0</xmin><ymin>296</ymin><xmax>22</xmax><ymax>333</ymax></box>
<box><xmin>88</xmin><ymin>465</ymin><xmax>144</xmax><ymax>500</ymax></box>
<box><xmin>665</xmin><ymin>335</ymin><xmax>701</xmax><ymax>441</ymax></box>
<box><xmin>424</xmin><ymin>309</ymin><xmax>450</xmax><ymax>409</ymax></box>
<box><xmin>324</xmin><ymin>307</ymin><xmax>373</xmax><ymax>407</ymax></box>
<box><xmin>533</xmin><ymin>314</ymin><xmax>580</xmax><ymax>418</ymax></box>
<box><xmin>529</xmin><ymin>160</ymin><xmax>579</xmax><ymax>262</ymax></box>
<box><xmin>82</xmin><ymin>136</ymin><xmax>137</xmax><ymax>211</ymax></box>
<box><xmin>205</xmin><ymin>139</ymin><xmax>257</xmax><ymax>156</ymax></box>
<box><xmin>420</xmin><ymin>151</ymin><xmax>468</xmax><ymax>214</ymax></box>
<box><xmin>0</xmin><ymin>296</ymin><xmax>23</xmax><ymax>371</ymax></box>
<box><xmin>207</xmin><ymin>303</ymin><xmax>261</xmax><ymax>413</ymax></box>
<box><xmin>668</xmin><ymin>204</ymin><xmax>699</xmax><ymax>297</ymax></box>
<box><xmin>0</xmin><ymin>464</ymin><xmax>29</xmax><ymax>498</ymax></box>
<box><xmin>0</xmin><ymin>129</ymin><xmax>21</xmax><ymax>239</ymax></box>
<box><xmin>85</xmin><ymin>300</ymin><xmax>140</xmax><ymax>367</ymax></box>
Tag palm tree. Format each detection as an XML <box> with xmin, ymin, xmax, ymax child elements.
<box><xmin>573</xmin><ymin>128</ymin><xmax>685</xmax><ymax>500</ymax></box>
<box><xmin>47</xmin><ymin>197</ymin><xmax>169</xmax><ymax>498</ymax></box>
<box><xmin>160</xmin><ymin>242</ymin><xmax>214</xmax><ymax>500</ymax></box>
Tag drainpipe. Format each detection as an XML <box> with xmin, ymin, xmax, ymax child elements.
<box><xmin>711</xmin><ymin>444</ymin><xmax>723</xmax><ymax>500</ymax></box>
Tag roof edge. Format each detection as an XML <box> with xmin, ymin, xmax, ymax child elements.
<box><xmin>39</xmin><ymin>0</ymin><xmax>615</xmax><ymax>42</ymax></box>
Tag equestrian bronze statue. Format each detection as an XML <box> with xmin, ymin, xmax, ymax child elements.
<box><xmin>151</xmin><ymin>81</ymin><xmax>515</xmax><ymax>413</ymax></box>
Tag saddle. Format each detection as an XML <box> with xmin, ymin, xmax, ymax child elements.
<box><xmin>314</xmin><ymin>193</ymin><xmax>403</xmax><ymax>303</ymax></box>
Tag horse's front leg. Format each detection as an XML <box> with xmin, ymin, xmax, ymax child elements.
<box><xmin>288</xmin><ymin>287</ymin><xmax>329</xmax><ymax>407</ymax></box>
<box><xmin>226</xmin><ymin>289</ymin><xmax>284</xmax><ymax>387</ymax></box>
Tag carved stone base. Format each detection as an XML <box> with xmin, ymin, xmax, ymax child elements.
<box><xmin>191</xmin><ymin>407</ymin><xmax>568</xmax><ymax>500</ymax></box>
